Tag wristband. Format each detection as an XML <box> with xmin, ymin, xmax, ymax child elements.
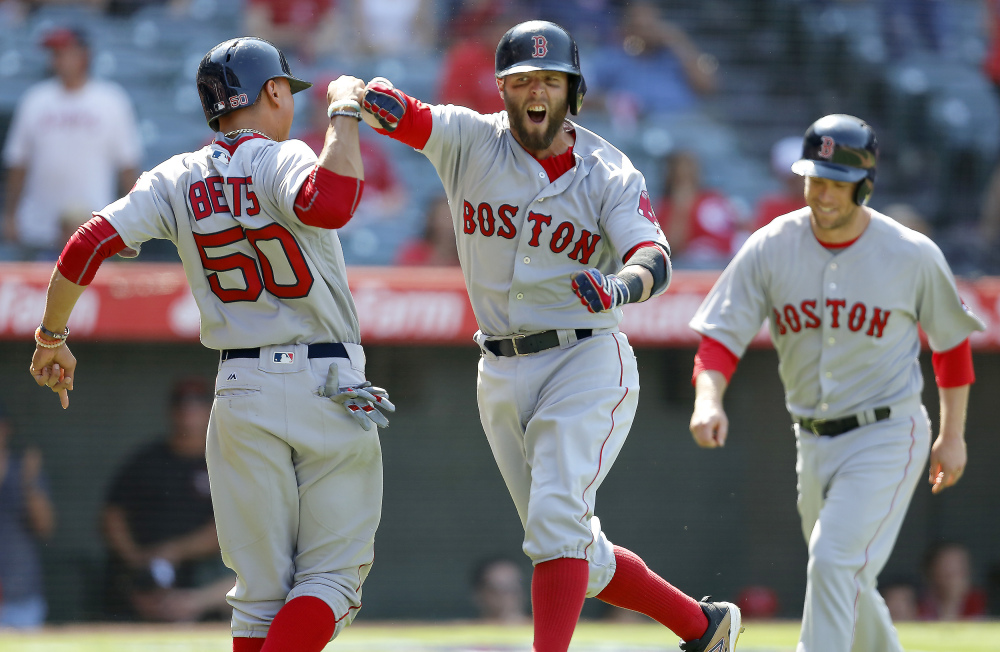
<box><xmin>38</xmin><ymin>324</ymin><xmax>69</xmax><ymax>341</ymax></box>
<box><xmin>328</xmin><ymin>110</ymin><xmax>362</xmax><ymax>121</ymax></box>
<box><xmin>35</xmin><ymin>327</ymin><xmax>66</xmax><ymax>348</ymax></box>
<box><xmin>328</xmin><ymin>100</ymin><xmax>362</xmax><ymax>117</ymax></box>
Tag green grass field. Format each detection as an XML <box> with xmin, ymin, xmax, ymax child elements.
<box><xmin>0</xmin><ymin>620</ymin><xmax>998</xmax><ymax>651</ymax></box>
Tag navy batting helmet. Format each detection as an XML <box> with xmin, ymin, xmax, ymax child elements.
<box><xmin>196</xmin><ymin>37</ymin><xmax>312</xmax><ymax>132</ymax></box>
<box><xmin>495</xmin><ymin>21</ymin><xmax>587</xmax><ymax>115</ymax></box>
<box><xmin>792</xmin><ymin>114</ymin><xmax>879</xmax><ymax>206</ymax></box>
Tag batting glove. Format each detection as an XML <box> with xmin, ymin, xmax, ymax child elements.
<box><xmin>362</xmin><ymin>77</ymin><xmax>406</xmax><ymax>132</ymax></box>
<box><xmin>322</xmin><ymin>364</ymin><xmax>396</xmax><ymax>431</ymax></box>
<box><xmin>571</xmin><ymin>268</ymin><xmax>631</xmax><ymax>313</ymax></box>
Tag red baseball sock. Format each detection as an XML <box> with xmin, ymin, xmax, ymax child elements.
<box><xmin>596</xmin><ymin>545</ymin><xmax>708</xmax><ymax>642</ymax></box>
<box><xmin>260</xmin><ymin>596</ymin><xmax>337</xmax><ymax>652</ymax></box>
<box><xmin>233</xmin><ymin>637</ymin><xmax>265</xmax><ymax>652</ymax></box>
<box><xmin>531</xmin><ymin>557</ymin><xmax>589</xmax><ymax>652</ymax></box>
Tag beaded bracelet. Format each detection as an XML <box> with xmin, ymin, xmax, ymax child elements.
<box><xmin>328</xmin><ymin>100</ymin><xmax>362</xmax><ymax>118</ymax></box>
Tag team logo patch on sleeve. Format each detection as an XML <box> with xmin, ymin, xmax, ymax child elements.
<box><xmin>638</xmin><ymin>190</ymin><xmax>661</xmax><ymax>233</ymax></box>
<box><xmin>274</xmin><ymin>352</ymin><xmax>294</xmax><ymax>363</ymax></box>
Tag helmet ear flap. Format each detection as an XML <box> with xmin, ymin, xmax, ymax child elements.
<box><xmin>854</xmin><ymin>172</ymin><xmax>875</xmax><ymax>205</ymax></box>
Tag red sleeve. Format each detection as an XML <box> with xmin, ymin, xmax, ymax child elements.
<box><xmin>931</xmin><ymin>338</ymin><xmax>975</xmax><ymax>388</ymax></box>
<box><xmin>623</xmin><ymin>241</ymin><xmax>661</xmax><ymax>263</ymax></box>
<box><xmin>375</xmin><ymin>92</ymin><xmax>434</xmax><ymax>150</ymax></box>
<box><xmin>293</xmin><ymin>166</ymin><xmax>365</xmax><ymax>229</ymax></box>
<box><xmin>692</xmin><ymin>335</ymin><xmax>740</xmax><ymax>385</ymax></box>
<box><xmin>56</xmin><ymin>216</ymin><xmax>126</xmax><ymax>285</ymax></box>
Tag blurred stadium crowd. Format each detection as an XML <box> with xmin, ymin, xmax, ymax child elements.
<box><xmin>0</xmin><ymin>0</ymin><xmax>999</xmax><ymax>273</ymax></box>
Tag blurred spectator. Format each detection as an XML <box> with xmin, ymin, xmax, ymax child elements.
<box><xmin>655</xmin><ymin>150</ymin><xmax>744</xmax><ymax>269</ymax></box>
<box><xmin>345</xmin><ymin>0</ymin><xmax>437</xmax><ymax>58</ymax></box>
<box><xmin>988</xmin><ymin>561</ymin><xmax>1000</xmax><ymax>616</ymax></box>
<box><xmin>752</xmin><ymin>136</ymin><xmax>805</xmax><ymax>231</ymax></box>
<box><xmin>882</xmin><ymin>202</ymin><xmax>933</xmax><ymax>237</ymax></box>
<box><xmin>300</xmin><ymin>77</ymin><xmax>407</xmax><ymax>228</ymax></box>
<box><xmin>100</xmin><ymin>0</ymin><xmax>190</xmax><ymax>17</ymax></box>
<box><xmin>984</xmin><ymin>0</ymin><xmax>1000</xmax><ymax>93</ymax></box>
<box><xmin>470</xmin><ymin>556</ymin><xmax>529</xmax><ymax>624</ymax></box>
<box><xmin>736</xmin><ymin>585</ymin><xmax>779</xmax><ymax>620</ymax></box>
<box><xmin>918</xmin><ymin>542</ymin><xmax>987</xmax><ymax>620</ymax></box>
<box><xmin>880</xmin><ymin>576</ymin><xmax>920</xmax><ymax>622</ymax></box>
<box><xmin>586</xmin><ymin>0</ymin><xmax>716</xmax><ymax>121</ymax></box>
<box><xmin>101</xmin><ymin>377</ymin><xmax>233</xmax><ymax>622</ymax></box>
<box><xmin>880</xmin><ymin>0</ymin><xmax>945</xmax><ymax>60</ymax></box>
<box><xmin>976</xmin><ymin>157</ymin><xmax>1000</xmax><ymax>271</ymax></box>
<box><xmin>436</xmin><ymin>2</ymin><xmax>512</xmax><ymax>114</ymax></box>
<box><xmin>529</xmin><ymin>0</ymin><xmax>619</xmax><ymax>48</ymax></box>
<box><xmin>245</xmin><ymin>0</ymin><xmax>344</xmax><ymax>64</ymax></box>
<box><xmin>1</xmin><ymin>27</ymin><xmax>141</xmax><ymax>261</ymax></box>
<box><xmin>395</xmin><ymin>195</ymin><xmax>460</xmax><ymax>266</ymax></box>
<box><xmin>0</xmin><ymin>401</ymin><xmax>55</xmax><ymax>628</ymax></box>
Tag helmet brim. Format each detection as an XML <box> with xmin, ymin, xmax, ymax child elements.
<box><xmin>496</xmin><ymin>63</ymin><xmax>581</xmax><ymax>78</ymax></box>
<box><xmin>791</xmin><ymin>159</ymin><xmax>869</xmax><ymax>183</ymax></box>
<box><xmin>288</xmin><ymin>77</ymin><xmax>312</xmax><ymax>94</ymax></box>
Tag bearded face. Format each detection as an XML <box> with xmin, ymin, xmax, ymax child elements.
<box><xmin>500</xmin><ymin>71</ymin><xmax>570</xmax><ymax>153</ymax></box>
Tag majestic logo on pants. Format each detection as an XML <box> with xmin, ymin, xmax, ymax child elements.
<box><xmin>274</xmin><ymin>352</ymin><xmax>294</xmax><ymax>363</ymax></box>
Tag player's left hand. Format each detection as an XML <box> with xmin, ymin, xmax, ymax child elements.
<box><xmin>30</xmin><ymin>343</ymin><xmax>76</xmax><ymax>409</ymax></box>
<box><xmin>322</xmin><ymin>363</ymin><xmax>396</xmax><ymax>431</ymax></box>
<box><xmin>571</xmin><ymin>268</ymin><xmax>630</xmax><ymax>313</ymax></box>
<box><xmin>928</xmin><ymin>433</ymin><xmax>966</xmax><ymax>494</ymax></box>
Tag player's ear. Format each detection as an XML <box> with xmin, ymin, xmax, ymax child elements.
<box><xmin>496</xmin><ymin>77</ymin><xmax>504</xmax><ymax>98</ymax></box>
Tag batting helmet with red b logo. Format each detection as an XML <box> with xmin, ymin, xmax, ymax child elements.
<box><xmin>196</xmin><ymin>37</ymin><xmax>312</xmax><ymax>132</ymax></box>
<box><xmin>495</xmin><ymin>21</ymin><xmax>587</xmax><ymax>115</ymax></box>
<box><xmin>792</xmin><ymin>114</ymin><xmax>879</xmax><ymax>206</ymax></box>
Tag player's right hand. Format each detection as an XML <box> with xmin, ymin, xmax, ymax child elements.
<box><xmin>322</xmin><ymin>363</ymin><xmax>395</xmax><ymax>430</ymax></box>
<box><xmin>362</xmin><ymin>77</ymin><xmax>406</xmax><ymax>132</ymax></box>
<box><xmin>689</xmin><ymin>398</ymin><xmax>729</xmax><ymax>448</ymax></box>
<box><xmin>30</xmin><ymin>343</ymin><xmax>76</xmax><ymax>409</ymax></box>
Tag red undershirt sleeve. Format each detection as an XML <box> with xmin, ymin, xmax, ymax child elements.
<box><xmin>931</xmin><ymin>338</ymin><xmax>975</xmax><ymax>387</ymax></box>
<box><xmin>293</xmin><ymin>166</ymin><xmax>365</xmax><ymax>229</ymax></box>
<box><xmin>623</xmin><ymin>241</ymin><xmax>661</xmax><ymax>263</ymax></box>
<box><xmin>372</xmin><ymin>93</ymin><xmax>433</xmax><ymax>150</ymax></box>
<box><xmin>56</xmin><ymin>215</ymin><xmax>126</xmax><ymax>285</ymax></box>
<box><xmin>692</xmin><ymin>335</ymin><xmax>740</xmax><ymax>385</ymax></box>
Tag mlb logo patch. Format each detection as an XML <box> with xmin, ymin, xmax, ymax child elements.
<box><xmin>274</xmin><ymin>352</ymin><xmax>294</xmax><ymax>364</ymax></box>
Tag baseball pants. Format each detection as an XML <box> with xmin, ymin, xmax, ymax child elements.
<box><xmin>795</xmin><ymin>402</ymin><xmax>930</xmax><ymax>652</ymax></box>
<box><xmin>207</xmin><ymin>343</ymin><xmax>382</xmax><ymax>640</ymax></box>
<box><xmin>476</xmin><ymin>330</ymin><xmax>639</xmax><ymax>596</ymax></box>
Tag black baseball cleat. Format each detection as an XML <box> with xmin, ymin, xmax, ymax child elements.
<box><xmin>678</xmin><ymin>598</ymin><xmax>744</xmax><ymax>652</ymax></box>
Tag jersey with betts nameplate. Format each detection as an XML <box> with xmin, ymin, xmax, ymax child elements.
<box><xmin>689</xmin><ymin>208</ymin><xmax>985</xmax><ymax>418</ymax></box>
<box><xmin>97</xmin><ymin>135</ymin><xmax>360</xmax><ymax>350</ymax></box>
<box><xmin>419</xmin><ymin>107</ymin><xmax>668</xmax><ymax>336</ymax></box>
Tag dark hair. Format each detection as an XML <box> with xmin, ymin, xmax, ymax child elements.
<box><xmin>170</xmin><ymin>377</ymin><xmax>214</xmax><ymax>408</ymax></box>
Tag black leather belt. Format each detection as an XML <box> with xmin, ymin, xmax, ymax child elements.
<box><xmin>797</xmin><ymin>406</ymin><xmax>891</xmax><ymax>437</ymax></box>
<box><xmin>484</xmin><ymin>329</ymin><xmax>593</xmax><ymax>357</ymax></box>
<box><xmin>220</xmin><ymin>342</ymin><xmax>349</xmax><ymax>361</ymax></box>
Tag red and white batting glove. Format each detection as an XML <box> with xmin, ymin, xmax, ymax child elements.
<box><xmin>322</xmin><ymin>363</ymin><xmax>396</xmax><ymax>430</ymax></box>
<box><xmin>362</xmin><ymin>77</ymin><xmax>406</xmax><ymax>132</ymax></box>
<box><xmin>571</xmin><ymin>268</ymin><xmax>631</xmax><ymax>313</ymax></box>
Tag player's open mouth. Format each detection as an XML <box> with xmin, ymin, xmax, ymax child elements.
<box><xmin>527</xmin><ymin>105</ymin><xmax>546</xmax><ymax>124</ymax></box>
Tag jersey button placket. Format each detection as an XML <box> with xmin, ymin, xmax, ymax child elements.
<box><xmin>818</xmin><ymin>260</ymin><xmax>840</xmax><ymax>407</ymax></box>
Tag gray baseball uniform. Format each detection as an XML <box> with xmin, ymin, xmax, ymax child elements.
<box><xmin>99</xmin><ymin>133</ymin><xmax>381</xmax><ymax>640</ymax></box>
<box><xmin>690</xmin><ymin>208</ymin><xmax>984</xmax><ymax>651</ymax></box>
<box><xmin>413</xmin><ymin>105</ymin><xmax>667</xmax><ymax>594</ymax></box>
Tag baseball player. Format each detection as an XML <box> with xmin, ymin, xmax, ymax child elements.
<box><xmin>362</xmin><ymin>21</ymin><xmax>742</xmax><ymax>652</ymax></box>
<box><xmin>688</xmin><ymin>114</ymin><xmax>985</xmax><ymax>651</ymax></box>
<box><xmin>28</xmin><ymin>38</ymin><xmax>394</xmax><ymax>652</ymax></box>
